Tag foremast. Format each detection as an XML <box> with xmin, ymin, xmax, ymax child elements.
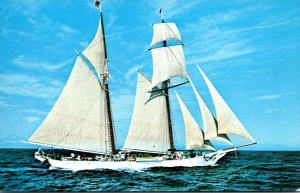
<box><xmin>150</xmin><ymin>8</ymin><xmax>188</xmax><ymax>150</ymax></box>
<box><xmin>161</xmin><ymin>12</ymin><xmax>174</xmax><ymax>150</ymax></box>
<box><xmin>123</xmin><ymin>9</ymin><xmax>188</xmax><ymax>153</ymax></box>
<box><xmin>99</xmin><ymin>2</ymin><xmax>116</xmax><ymax>155</ymax></box>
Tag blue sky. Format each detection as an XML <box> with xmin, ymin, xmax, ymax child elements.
<box><xmin>0</xmin><ymin>0</ymin><xmax>299</xmax><ymax>150</ymax></box>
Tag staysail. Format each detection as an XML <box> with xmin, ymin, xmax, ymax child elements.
<box><xmin>198</xmin><ymin>65</ymin><xmax>256</xmax><ymax>142</ymax></box>
<box><xmin>175</xmin><ymin>91</ymin><xmax>215</xmax><ymax>151</ymax></box>
<box><xmin>123</xmin><ymin>72</ymin><xmax>171</xmax><ymax>153</ymax></box>
<box><xmin>187</xmin><ymin>74</ymin><xmax>232</xmax><ymax>145</ymax></box>
<box><xmin>27</xmin><ymin>12</ymin><xmax>114</xmax><ymax>154</ymax></box>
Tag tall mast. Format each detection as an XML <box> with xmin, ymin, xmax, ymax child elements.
<box><xmin>99</xmin><ymin>1</ymin><xmax>116</xmax><ymax>154</ymax></box>
<box><xmin>160</xmin><ymin>8</ymin><xmax>174</xmax><ymax>150</ymax></box>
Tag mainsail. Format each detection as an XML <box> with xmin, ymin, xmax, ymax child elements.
<box><xmin>27</xmin><ymin>10</ymin><xmax>115</xmax><ymax>154</ymax></box>
<box><xmin>83</xmin><ymin>12</ymin><xmax>105</xmax><ymax>77</ymax></box>
<box><xmin>187</xmin><ymin>74</ymin><xmax>232</xmax><ymax>145</ymax></box>
<box><xmin>123</xmin><ymin>72</ymin><xmax>171</xmax><ymax>153</ymax></box>
<box><xmin>175</xmin><ymin>91</ymin><xmax>215</xmax><ymax>151</ymax></box>
<box><xmin>198</xmin><ymin>65</ymin><xmax>256</xmax><ymax>142</ymax></box>
<box><xmin>28</xmin><ymin>57</ymin><xmax>110</xmax><ymax>154</ymax></box>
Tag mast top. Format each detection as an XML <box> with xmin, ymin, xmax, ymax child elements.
<box><xmin>159</xmin><ymin>8</ymin><xmax>164</xmax><ymax>23</ymax></box>
<box><xmin>94</xmin><ymin>0</ymin><xmax>102</xmax><ymax>13</ymax></box>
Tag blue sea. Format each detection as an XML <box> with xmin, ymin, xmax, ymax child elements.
<box><xmin>0</xmin><ymin>149</ymin><xmax>299</xmax><ymax>191</ymax></box>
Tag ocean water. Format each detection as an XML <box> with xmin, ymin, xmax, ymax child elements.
<box><xmin>0</xmin><ymin>149</ymin><xmax>299</xmax><ymax>192</ymax></box>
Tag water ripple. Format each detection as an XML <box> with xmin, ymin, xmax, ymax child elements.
<box><xmin>0</xmin><ymin>149</ymin><xmax>299</xmax><ymax>191</ymax></box>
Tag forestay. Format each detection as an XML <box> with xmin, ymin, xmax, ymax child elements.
<box><xmin>151</xmin><ymin>45</ymin><xmax>187</xmax><ymax>88</ymax></box>
<box><xmin>175</xmin><ymin>91</ymin><xmax>215</xmax><ymax>151</ymax></box>
<box><xmin>198</xmin><ymin>65</ymin><xmax>256</xmax><ymax>142</ymax></box>
<box><xmin>150</xmin><ymin>23</ymin><xmax>182</xmax><ymax>47</ymax></box>
<box><xmin>123</xmin><ymin>72</ymin><xmax>171</xmax><ymax>153</ymax></box>
<box><xmin>28</xmin><ymin>57</ymin><xmax>112</xmax><ymax>154</ymax></box>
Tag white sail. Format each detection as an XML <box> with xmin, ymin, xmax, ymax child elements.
<box><xmin>150</xmin><ymin>23</ymin><xmax>182</xmax><ymax>47</ymax></box>
<box><xmin>123</xmin><ymin>72</ymin><xmax>171</xmax><ymax>153</ymax></box>
<box><xmin>83</xmin><ymin>16</ymin><xmax>105</xmax><ymax>77</ymax></box>
<box><xmin>198</xmin><ymin>65</ymin><xmax>256</xmax><ymax>142</ymax></box>
<box><xmin>175</xmin><ymin>91</ymin><xmax>215</xmax><ymax>151</ymax></box>
<box><xmin>151</xmin><ymin>45</ymin><xmax>187</xmax><ymax>88</ymax></box>
<box><xmin>188</xmin><ymin>75</ymin><xmax>217</xmax><ymax>140</ymax></box>
<box><xmin>188</xmin><ymin>74</ymin><xmax>232</xmax><ymax>145</ymax></box>
<box><xmin>28</xmin><ymin>57</ymin><xmax>112</xmax><ymax>154</ymax></box>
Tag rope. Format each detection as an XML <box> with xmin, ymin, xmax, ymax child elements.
<box><xmin>105</xmin><ymin>24</ymin><xmax>151</xmax><ymax>37</ymax></box>
<box><xmin>109</xmin><ymin>62</ymin><xmax>128</xmax><ymax>79</ymax></box>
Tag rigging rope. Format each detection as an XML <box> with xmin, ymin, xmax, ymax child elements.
<box><xmin>105</xmin><ymin>24</ymin><xmax>152</xmax><ymax>37</ymax></box>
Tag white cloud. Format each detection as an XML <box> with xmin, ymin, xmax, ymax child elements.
<box><xmin>50</xmin><ymin>80</ymin><xmax>64</xmax><ymax>87</ymax></box>
<box><xmin>184</xmin><ymin>4</ymin><xmax>290</xmax><ymax>67</ymax></box>
<box><xmin>12</xmin><ymin>55</ymin><xmax>72</xmax><ymax>71</ymax></box>
<box><xmin>264</xmin><ymin>108</ymin><xmax>287</xmax><ymax>114</ymax></box>
<box><xmin>0</xmin><ymin>27</ymin><xmax>35</xmax><ymax>40</ymax></box>
<box><xmin>252</xmin><ymin>94</ymin><xmax>281</xmax><ymax>101</ymax></box>
<box><xmin>1</xmin><ymin>0</ymin><xmax>44</xmax><ymax>21</ymax></box>
<box><xmin>167</xmin><ymin>1</ymin><xmax>203</xmax><ymax>19</ymax></box>
<box><xmin>248</xmin><ymin>70</ymin><xmax>262</xmax><ymax>74</ymax></box>
<box><xmin>145</xmin><ymin>0</ymin><xmax>203</xmax><ymax>20</ymax></box>
<box><xmin>24</xmin><ymin>109</ymin><xmax>47</xmax><ymax>115</ymax></box>
<box><xmin>61</xmin><ymin>24</ymin><xmax>76</xmax><ymax>33</ymax></box>
<box><xmin>24</xmin><ymin>116</ymin><xmax>40</xmax><ymax>123</ymax></box>
<box><xmin>79</xmin><ymin>41</ymin><xmax>89</xmax><ymax>47</ymax></box>
<box><xmin>188</xmin><ymin>40</ymin><xmax>254</xmax><ymax>64</ymax></box>
<box><xmin>183</xmin><ymin>8</ymin><xmax>258</xmax><ymax>65</ymax></box>
<box><xmin>106</xmin><ymin>12</ymin><xmax>117</xmax><ymax>30</ymax></box>
<box><xmin>110</xmin><ymin>88</ymin><xmax>135</xmax><ymax>128</ymax></box>
<box><xmin>0</xmin><ymin>101</ymin><xmax>19</xmax><ymax>108</ymax></box>
<box><xmin>125</xmin><ymin>64</ymin><xmax>143</xmax><ymax>79</ymax></box>
<box><xmin>0</xmin><ymin>73</ymin><xmax>63</xmax><ymax>99</ymax></box>
<box><xmin>191</xmin><ymin>10</ymin><xmax>240</xmax><ymax>31</ymax></box>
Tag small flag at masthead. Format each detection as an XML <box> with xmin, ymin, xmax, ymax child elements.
<box><xmin>94</xmin><ymin>0</ymin><xmax>100</xmax><ymax>8</ymax></box>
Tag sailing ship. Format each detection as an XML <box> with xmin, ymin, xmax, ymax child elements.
<box><xmin>24</xmin><ymin>2</ymin><xmax>256</xmax><ymax>171</ymax></box>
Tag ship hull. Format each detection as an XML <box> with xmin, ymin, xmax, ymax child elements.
<box><xmin>47</xmin><ymin>151</ymin><xmax>227</xmax><ymax>171</ymax></box>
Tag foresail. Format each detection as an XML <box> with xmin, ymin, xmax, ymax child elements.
<box><xmin>216</xmin><ymin>134</ymin><xmax>232</xmax><ymax>145</ymax></box>
<box><xmin>28</xmin><ymin>57</ymin><xmax>112</xmax><ymax>154</ymax></box>
<box><xmin>151</xmin><ymin>45</ymin><xmax>187</xmax><ymax>88</ymax></box>
<box><xmin>204</xmin><ymin>140</ymin><xmax>216</xmax><ymax>151</ymax></box>
<box><xmin>188</xmin><ymin>74</ymin><xmax>232</xmax><ymax>145</ymax></box>
<box><xmin>82</xmin><ymin>15</ymin><xmax>106</xmax><ymax>77</ymax></box>
<box><xmin>175</xmin><ymin>91</ymin><xmax>214</xmax><ymax>150</ymax></box>
<box><xmin>123</xmin><ymin>72</ymin><xmax>171</xmax><ymax>153</ymax></box>
<box><xmin>150</xmin><ymin>23</ymin><xmax>182</xmax><ymax>47</ymax></box>
<box><xmin>188</xmin><ymin>74</ymin><xmax>217</xmax><ymax>140</ymax></box>
<box><xmin>198</xmin><ymin>65</ymin><xmax>256</xmax><ymax>142</ymax></box>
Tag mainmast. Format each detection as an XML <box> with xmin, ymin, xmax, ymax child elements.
<box><xmin>160</xmin><ymin>8</ymin><xmax>174</xmax><ymax>150</ymax></box>
<box><xmin>148</xmin><ymin>8</ymin><xmax>188</xmax><ymax>151</ymax></box>
<box><xmin>98</xmin><ymin>0</ymin><xmax>116</xmax><ymax>154</ymax></box>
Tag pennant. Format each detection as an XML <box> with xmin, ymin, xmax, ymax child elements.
<box><xmin>94</xmin><ymin>0</ymin><xmax>100</xmax><ymax>8</ymax></box>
